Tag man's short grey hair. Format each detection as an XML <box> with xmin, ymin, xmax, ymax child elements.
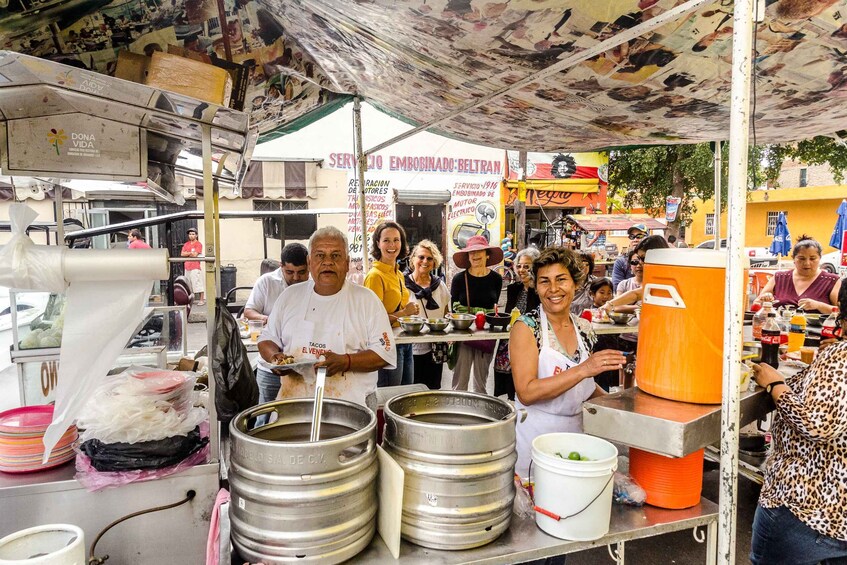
<box><xmin>308</xmin><ymin>226</ymin><xmax>349</xmax><ymax>254</ymax></box>
<box><xmin>515</xmin><ymin>247</ymin><xmax>540</xmax><ymax>264</ymax></box>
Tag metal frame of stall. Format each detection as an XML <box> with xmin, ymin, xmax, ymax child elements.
<box><xmin>0</xmin><ymin>50</ymin><xmax>257</xmax><ymax>562</ymax></box>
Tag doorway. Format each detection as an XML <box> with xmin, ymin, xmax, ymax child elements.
<box><xmin>395</xmin><ymin>203</ymin><xmax>446</xmax><ymax>271</ymax></box>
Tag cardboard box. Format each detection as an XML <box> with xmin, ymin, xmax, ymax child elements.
<box><xmin>114</xmin><ymin>50</ymin><xmax>150</xmax><ymax>84</ymax></box>
<box><xmin>145</xmin><ymin>51</ymin><xmax>233</xmax><ymax>107</ymax></box>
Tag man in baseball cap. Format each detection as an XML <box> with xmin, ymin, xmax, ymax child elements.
<box><xmin>612</xmin><ymin>224</ymin><xmax>649</xmax><ymax>288</ymax></box>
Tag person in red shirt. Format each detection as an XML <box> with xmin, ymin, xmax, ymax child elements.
<box><xmin>127</xmin><ymin>229</ymin><xmax>151</xmax><ymax>249</ymax></box>
<box><xmin>181</xmin><ymin>228</ymin><xmax>204</xmax><ymax>305</ymax></box>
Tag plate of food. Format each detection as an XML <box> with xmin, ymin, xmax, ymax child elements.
<box><xmin>257</xmin><ymin>356</ymin><xmax>318</xmax><ymax>375</ymax></box>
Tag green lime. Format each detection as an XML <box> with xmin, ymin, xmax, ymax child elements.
<box><xmin>567</xmin><ymin>451</ymin><xmax>581</xmax><ymax>461</ymax></box>
<box><xmin>580</xmin><ymin>455</ymin><xmax>591</xmax><ymax>461</ymax></box>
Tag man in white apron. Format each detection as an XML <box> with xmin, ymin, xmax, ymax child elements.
<box><xmin>258</xmin><ymin>227</ymin><xmax>396</xmax><ymax>409</ymax></box>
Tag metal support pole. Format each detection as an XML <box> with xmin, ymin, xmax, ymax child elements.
<box><xmin>714</xmin><ymin>141</ymin><xmax>722</xmax><ymax>247</ymax></box>
<box><xmin>719</xmin><ymin>0</ymin><xmax>754</xmax><ymax>562</ymax></box>
<box><xmin>201</xmin><ymin>123</ymin><xmax>219</xmax><ymax>462</ymax></box>
<box><xmin>353</xmin><ymin>97</ymin><xmax>369</xmax><ymax>271</ymax></box>
<box><xmin>54</xmin><ymin>181</ymin><xmax>65</xmax><ymax>245</ymax></box>
<box><xmin>516</xmin><ymin>151</ymin><xmax>527</xmax><ymax>250</ymax></box>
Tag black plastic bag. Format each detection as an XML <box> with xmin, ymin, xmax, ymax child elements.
<box><xmin>213</xmin><ymin>298</ymin><xmax>258</xmax><ymax>423</ymax></box>
<box><xmin>79</xmin><ymin>427</ymin><xmax>208</xmax><ymax>472</ymax></box>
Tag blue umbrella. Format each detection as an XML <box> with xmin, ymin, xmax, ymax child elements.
<box><xmin>829</xmin><ymin>199</ymin><xmax>847</xmax><ymax>250</ymax></box>
<box><xmin>769</xmin><ymin>212</ymin><xmax>791</xmax><ymax>256</ymax></box>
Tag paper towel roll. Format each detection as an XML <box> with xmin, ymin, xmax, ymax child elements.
<box><xmin>62</xmin><ymin>248</ymin><xmax>170</xmax><ymax>282</ymax></box>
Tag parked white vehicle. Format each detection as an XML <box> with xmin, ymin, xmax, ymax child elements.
<box><xmin>821</xmin><ymin>250</ymin><xmax>845</xmax><ymax>274</ymax></box>
<box><xmin>695</xmin><ymin>239</ymin><xmax>778</xmax><ymax>267</ymax></box>
<box><xmin>0</xmin><ymin>289</ymin><xmax>50</xmax><ymax>371</ymax></box>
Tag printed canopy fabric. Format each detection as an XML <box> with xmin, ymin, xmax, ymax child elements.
<box><xmin>3</xmin><ymin>0</ymin><xmax>847</xmax><ymax>150</ymax></box>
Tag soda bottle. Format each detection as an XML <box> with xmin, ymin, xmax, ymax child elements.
<box><xmin>752</xmin><ymin>301</ymin><xmax>773</xmax><ymax>340</ymax></box>
<box><xmin>787</xmin><ymin>308</ymin><xmax>807</xmax><ymax>352</ymax></box>
<box><xmin>761</xmin><ymin>313</ymin><xmax>781</xmax><ymax>369</ymax></box>
<box><xmin>822</xmin><ymin>308</ymin><xmax>840</xmax><ymax>340</ymax></box>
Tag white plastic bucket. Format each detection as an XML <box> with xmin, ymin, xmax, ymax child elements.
<box><xmin>0</xmin><ymin>524</ymin><xmax>84</xmax><ymax>565</ymax></box>
<box><xmin>530</xmin><ymin>433</ymin><xmax>618</xmax><ymax>541</ymax></box>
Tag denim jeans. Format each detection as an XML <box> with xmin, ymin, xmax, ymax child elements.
<box><xmin>378</xmin><ymin>343</ymin><xmax>414</xmax><ymax>387</ymax></box>
<box><xmin>751</xmin><ymin>505</ymin><xmax>847</xmax><ymax>565</ymax></box>
<box><xmin>253</xmin><ymin>369</ymin><xmax>280</xmax><ymax>427</ymax></box>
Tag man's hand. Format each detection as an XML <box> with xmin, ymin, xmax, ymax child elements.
<box><xmin>315</xmin><ymin>351</ymin><xmax>349</xmax><ymax>377</ymax></box>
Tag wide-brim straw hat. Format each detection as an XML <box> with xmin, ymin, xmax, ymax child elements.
<box><xmin>453</xmin><ymin>235</ymin><xmax>504</xmax><ymax>269</ymax></box>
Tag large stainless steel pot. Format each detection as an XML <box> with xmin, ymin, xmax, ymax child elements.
<box><xmin>383</xmin><ymin>390</ymin><xmax>517</xmax><ymax>550</ymax></box>
<box><xmin>228</xmin><ymin>399</ymin><xmax>377</xmax><ymax>564</ymax></box>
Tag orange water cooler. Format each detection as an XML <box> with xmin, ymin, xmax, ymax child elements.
<box><xmin>635</xmin><ymin>249</ymin><xmax>749</xmax><ymax>404</ymax></box>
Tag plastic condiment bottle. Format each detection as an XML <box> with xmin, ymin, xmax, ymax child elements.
<box><xmin>510</xmin><ymin>307</ymin><xmax>521</xmax><ymax>327</ymax></box>
<box><xmin>761</xmin><ymin>313</ymin><xmax>781</xmax><ymax>369</ymax></box>
<box><xmin>752</xmin><ymin>301</ymin><xmax>773</xmax><ymax>340</ymax></box>
<box><xmin>787</xmin><ymin>308</ymin><xmax>807</xmax><ymax>352</ymax></box>
<box><xmin>822</xmin><ymin>308</ymin><xmax>840</xmax><ymax>340</ymax></box>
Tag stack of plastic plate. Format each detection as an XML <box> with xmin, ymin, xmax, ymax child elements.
<box><xmin>0</xmin><ymin>405</ymin><xmax>78</xmax><ymax>474</ymax></box>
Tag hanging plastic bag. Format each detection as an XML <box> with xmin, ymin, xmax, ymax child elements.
<box><xmin>212</xmin><ymin>298</ymin><xmax>258</xmax><ymax>423</ymax></box>
<box><xmin>0</xmin><ymin>203</ymin><xmax>66</xmax><ymax>292</ymax></box>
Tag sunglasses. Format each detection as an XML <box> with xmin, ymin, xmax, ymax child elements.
<box><xmin>416</xmin><ymin>255</ymin><xmax>434</xmax><ymax>262</ymax></box>
<box><xmin>630</xmin><ymin>256</ymin><xmax>645</xmax><ymax>266</ymax></box>
<box><xmin>628</xmin><ymin>233</ymin><xmax>645</xmax><ymax>241</ymax></box>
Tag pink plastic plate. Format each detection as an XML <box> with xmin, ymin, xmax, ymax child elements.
<box><xmin>0</xmin><ymin>405</ymin><xmax>55</xmax><ymax>434</ymax></box>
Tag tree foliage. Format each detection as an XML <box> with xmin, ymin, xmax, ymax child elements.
<box><xmin>607</xmin><ymin>136</ymin><xmax>847</xmax><ymax>237</ymax></box>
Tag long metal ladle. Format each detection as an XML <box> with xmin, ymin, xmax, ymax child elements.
<box><xmin>310</xmin><ymin>366</ymin><xmax>327</xmax><ymax>442</ymax></box>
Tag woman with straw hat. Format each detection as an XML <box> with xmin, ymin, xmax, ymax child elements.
<box><xmin>450</xmin><ymin>235</ymin><xmax>503</xmax><ymax>393</ymax></box>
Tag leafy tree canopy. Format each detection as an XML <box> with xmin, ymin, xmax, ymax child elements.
<box><xmin>606</xmin><ymin>136</ymin><xmax>847</xmax><ymax>236</ymax></box>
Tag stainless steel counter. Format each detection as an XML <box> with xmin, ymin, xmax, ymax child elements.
<box><xmin>592</xmin><ymin>321</ymin><xmax>639</xmax><ymax>335</ymax></box>
<box><xmin>357</xmin><ymin>497</ymin><xmax>717</xmax><ymax>564</ymax></box>
<box><xmin>394</xmin><ymin>326</ymin><xmax>509</xmax><ymax>344</ymax></box>
<box><xmin>582</xmin><ymin>387</ymin><xmax>774</xmax><ymax>458</ymax></box>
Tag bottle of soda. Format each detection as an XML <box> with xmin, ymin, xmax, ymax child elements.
<box><xmin>761</xmin><ymin>313</ymin><xmax>781</xmax><ymax>369</ymax></box>
<box><xmin>752</xmin><ymin>301</ymin><xmax>773</xmax><ymax>340</ymax></box>
<box><xmin>822</xmin><ymin>308</ymin><xmax>840</xmax><ymax>340</ymax></box>
<box><xmin>787</xmin><ymin>308</ymin><xmax>807</xmax><ymax>352</ymax></box>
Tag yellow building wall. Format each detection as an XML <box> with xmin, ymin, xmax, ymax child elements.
<box><xmin>689</xmin><ymin>185</ymin><xmax>846</xmax><ymax>249</ymax></box>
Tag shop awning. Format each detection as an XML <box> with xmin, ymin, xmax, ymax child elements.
<box><xmin>238</xmin><ymin>160</ymin><xmax>320</xmax><ymax>200</ymax></box>
<box><xmin>566</xmin><ymin>214</ymin><xmax>667</xmax><ymax>232</ymax></box>
<box><xmin>395</xmin><ymin>189</ymin><xmax>452</xmax><ymax>205</ymax></box>
<box><xmin>504</xmin><ymin>180</ymin><xmax>599</xmax><ymax>194</ymax></box>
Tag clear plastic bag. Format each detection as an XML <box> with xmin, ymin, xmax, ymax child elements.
<box><xmin>612</xmin><ymin>471</ymin><xmax>647</xmax><ymax>506</ymax></box>
<box><xmin>512</xmin><ymin>474</ymin><xmax>535</xmax><ymax>519</ymax></box>
<box><xmin>77</xmin><ymin>366</ymin><xmax>205</xmax><ymax>444</ymax></box>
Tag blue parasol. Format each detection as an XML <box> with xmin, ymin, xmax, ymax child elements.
<box><xmin>769</xmin><ymin>212</ymin><xmax>791</xmax><ymax>256</ymax></box>
<box><xmin>829</xmin><ymin>199</ymin><xmax>847</xmax><ymax>250</ymax></box>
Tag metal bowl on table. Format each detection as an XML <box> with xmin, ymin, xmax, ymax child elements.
<box><xmin>424</xmin><ymin>318</ymin><xmax>450</xmax><ymax>332</ymax></box>
<box><xmin>447</xmin><ymin>313</ymin><xmax>475</xmax><ymax>330</ymax></box>
<box><xmin>398</xmin><ymin>316</ymin><xmax>424</xmax><ymax>334</ymax></box>
<box><xmin>742</xmin><ymin>341</ymin><xmax>762</xmax><ymax>363</ymax></box>
<box><xmin>608</xmin><ymin>312</ymin><xmax>633</xmax><ymax>325</ymax></box>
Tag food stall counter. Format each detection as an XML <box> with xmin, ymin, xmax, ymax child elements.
<box><xmin>355</xmin><ymin>497</ymin><xmax>718</xmax><ymax>564</ymax></box>
<box><xmin>394</xmin><ymin>326</ymin><xmax>510</xmax><ymax>344</ymax></box>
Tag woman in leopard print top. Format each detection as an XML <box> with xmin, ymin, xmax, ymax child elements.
<box><xmin>750</xmin><ymin>282</ymin><xmax>847</xmax><ymax>565</ymax></box>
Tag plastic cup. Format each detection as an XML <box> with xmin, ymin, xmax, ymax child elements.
<box><xmin>248</xmin><ymin>320</ymin><xmax>263</xmax><ymax>342</ymax></box>
<box><xmin>800</xmin><ymin>347</ymin><xmax>816</xmax><ymax>364</ymax></box>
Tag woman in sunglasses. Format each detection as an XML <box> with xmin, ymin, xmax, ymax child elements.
<box><xmin>404</xmin><ymin>240</ymin><xmax>451</xmax><ymax>389</ymax></box>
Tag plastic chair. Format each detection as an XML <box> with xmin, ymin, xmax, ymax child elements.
<box><xmin>750</xmin><ymin>271</ymin><xmax>773</xmax><ymax>296</ymax></box>
<box><xmin>225</xmin><ymin>286</ymin><xmax>253</xmax><ymax>317</ymax></box>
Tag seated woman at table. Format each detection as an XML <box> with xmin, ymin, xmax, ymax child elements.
<box><xmin>604</xmin><ymin>235</ymin><xmax>670</xmax><ymax>314</ymax></box>
<box><xmin>404</xmin><ymin>240</ymin><xmax>451</xmax><ymax>390</ymax></box>
<box><xmin>755</xmin><ymin>235</ymin><xmax>841</xmax><ymax>314</ymax></box>
<box><xmin>510</xmin><ymin>246</ymin><xmax>626</xmax><ymax>478</ymax></box>
<box><xmin>493</xmin><ymin>247</ymin><xmax>540</xmax><ymax>400</ymax></box>
<box><xmin>749</xmin><ymin>283</ymin><xmax>847</xmax><ymax>565</ymax></box>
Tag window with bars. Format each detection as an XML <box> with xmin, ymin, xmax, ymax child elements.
<box><xmin>253</xmin><ymin>201</ymin><xmax>314</xmax><ymax>240</ymax></box>
<box><xmin>705</xmin><ymin>214</ymin><xmax>715</xmax><ymax>235</ymax></box>
<box><xmin>253</xmin><ymin>200</ymin><xmax>308</xmax><ymax>214</ymax></box>
<box><xmin>799</xmin><ymin>168</ymin><xmax>808</xmax><ymax>187</ymax></box>
<box><xmin>766</xmin><ymin>211</ymin><xmax>788</xmax><ymax>236</ymax></box>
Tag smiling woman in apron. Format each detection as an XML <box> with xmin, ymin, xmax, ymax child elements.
<box><xmin>364</xmin><ymin>221</ymin><xmax>419</xmax><ymax>387</ymax></box>
<box><xmin>510</xmin><ymin>247</ymin><xmax>627</xmax><ymax>479</ymax></box>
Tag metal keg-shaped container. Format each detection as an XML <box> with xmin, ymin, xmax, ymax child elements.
<box><xmin>228</xmin><ymin>399</ymin><xmax>377</xmax><ymax>564</ymax></box>
<box><xmin>383</xmin><ymin>390</ymin><xmax>517</xmax><ymax>550</ymax></box>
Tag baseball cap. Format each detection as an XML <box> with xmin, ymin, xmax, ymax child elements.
<box><xmin>187</xmin><ymin>227</ymin><xmax>198</xmax><ymax>235</ymax></box>
<box><xmin>627</xmin><ymin>223</ymin><xmax>648</xmax><ymax>236</ymax></box>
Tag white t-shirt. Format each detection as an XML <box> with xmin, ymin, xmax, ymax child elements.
<box><xmin>407</xmin><ymin>279</ymin><xmax>451</xmax><ymax>355</ymax></box>
<box><xmin>616</xmin><ymin>277</ymin><xmax>642</xmax><ymax>297</ymax></box>
<box><xmin>260</xmin><ymin>281</ymin><xmax>396</xmax><ymax>407</ymax></box>
<box><xmin>245</xmin><ymin>269</ymin><xmax>287</xmax><ymax>316</ymax></box>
